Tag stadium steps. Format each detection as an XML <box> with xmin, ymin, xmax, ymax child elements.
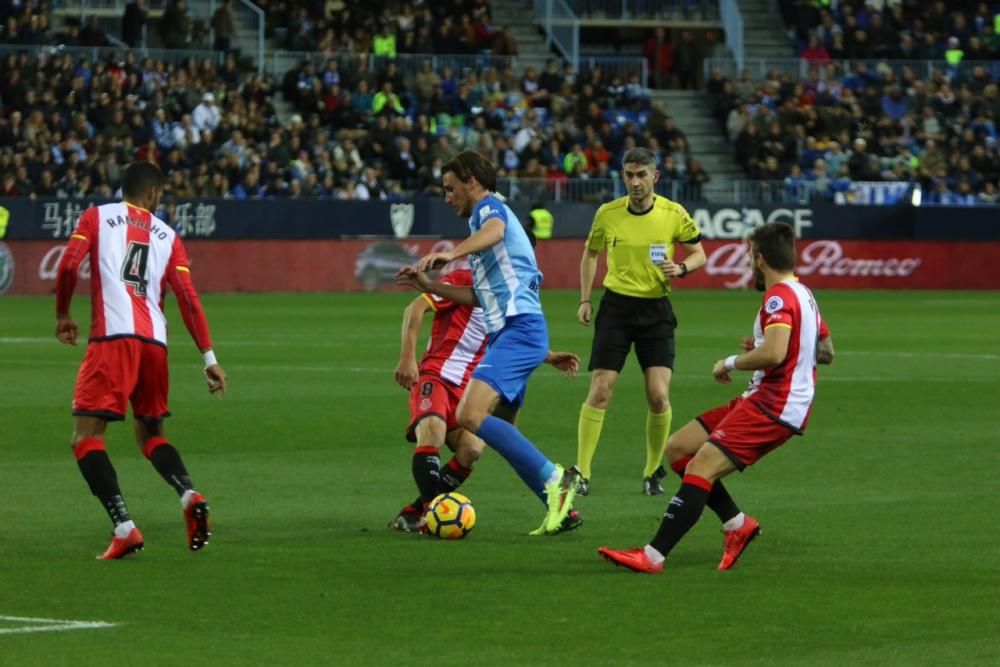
<box><xmin>491</xmin><ymin>0</ymin><xmax>556</xmax><ymax>63</ymax></box>
<box><xmin>738</xmin><ymin>0</ymin><xmax>796</xmax><ymax>61</ymax></box>
<box><xmin>649</xmin><ymin>89</ymin><xmax>746</xmax><ymax>199</ymax></box>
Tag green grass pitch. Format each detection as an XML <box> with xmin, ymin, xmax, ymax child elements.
<box><xmin>2</xmin><ymin>289</ymin><xmax>999</xmax><ymax>666</ymax></box>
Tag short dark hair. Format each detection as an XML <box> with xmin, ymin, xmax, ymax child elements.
<box><xmin>621</xmin><ymin>147</ymin><xmax>657</xmax><ymax>169</ymax></box>
<box><xmin>749</xmin><ymin>222</ymin><xmax>796</xmax><ymax>272</ymax></box>
<box><xmin>442</xmin><ymin>151</ymin><xmax>497</xmax><ymax>192</ymax></box>
<box><xmin>121</xmin><ymin>161</ymin><xmax>164</xmax><ymax>199</ymax></box>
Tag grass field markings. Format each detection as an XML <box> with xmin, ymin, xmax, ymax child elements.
<box><xmin>7</xmin><ymin>337</ymin><xmax>998</xmax><ymax>363</ymax></box>
<box><xmin>0</xmin><ymin>336</ymin><xmax>399</xmax><ymax>348</ymax></box>
<box><xmin>849</xmin><ymin>350</ymin><xmax>1000</xmax><ymax>361</ymax></box>
<box><xmin>1</xmin><ymin>357</ymin><xmax>996</xmax><ymax>383</ymax></box>
<box><xmin>0</xmin><ymin>615</ymin><xmax>117</xmax><ymax>635</ymax></box>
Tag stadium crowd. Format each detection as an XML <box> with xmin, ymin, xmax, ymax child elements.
<box><xmin>259</xmin><ymin>0</ymin><xmax>519</xmax><ymax>57</ymax></box>
<box><xmin>780</xmin><ymin>0</ymin><xmax>1000</xmax><ymax>64</ymax></box>
<box><xmin>707</xmin><ymin>0</ymin><xmax>1000</xmax><ymax>204</ymax></box>
<box><xmin>0</xmin><ymin>41</ymin><xmax>680</xmax><ymax>204</ymax></box>
<box><xmin>707</xmin><ymin>63</ymin><xmax>1000</xmax><ymax>204</ymax></box>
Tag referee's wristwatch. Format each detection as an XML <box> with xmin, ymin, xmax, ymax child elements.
<box><xmin>677</xmin><ymin>262</ymin><xmax>688</xmax><ymax>277</ymax></box>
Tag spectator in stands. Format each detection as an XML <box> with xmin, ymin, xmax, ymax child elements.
<box><xmin>161</xmin><ymin>0</ymin><xmax>192</xmax><ymax>49</ymax></box>
<box><xmin>802</xmin><ymin>35</ymin><xmax>831</xmax><ymax>67</ymax></box>
<box><xmin>644</xmin><ymin>27</ymin><xmax>673</xmax><ymax>90</ymax></box>
<box><xmin>193</xmin><ymin>93</ymin><xmax>222</xmax><ymax>132</ymax></box>
<box><xmin>492</xmin><ymin>26</ymin><xmax>519</xmax><ymax>56</ymax></box>
<box><xmin>373</xmin><ymin>24</ymin><xmax>397</xmax><ymax>58</ymax></box>
<box><xmin>79</xmin><ymin>16</ymin><xmax>109</xmax><ymax>46</ymax></box>
<box><xmin>810</xmin><ymin>158</ymin><xmax>832</xmax><ymax>198</ymax></box>
<box><xmin>564</xmin><ymin>143</ymin><xmax>588</xmax><ymax>177</ymax></box>
<box><xmin>122</xmin><ymin>0</ymin><xmax>147</xmax><ymax>48</ymax></box>
<box><xmin>211</xmin><ymin>0</ymin><xmax>236</xmax><ymax>53</ymax></box>
<box><xmin>372</xmin><ymin>81</ymin><xmax>404</xmax><ymax>116</ymax></box>
<box><xmin>673</xmin><ymin>30</ymin><xmax>700</xmax><ymax>90</ymax></box>
<box><xmin>232</xmin><ymin>169</ymin><xmax>264</xmax><ymax>199</ymax></box>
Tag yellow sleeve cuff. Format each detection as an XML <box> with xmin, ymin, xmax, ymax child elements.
<box><xmin>421</xmin><ymin>293</ymin><xmax>437</xmax><ymax>310</ymax></box>
<box><xmin>71</xmin><ymin>234</ymin><xmax>88</xmax><ymax>241</ymax></box>
<box><xmin>764</xmin><ymin>323</ymin><xmax>792</xmax><ymax>330</ymax></box>
<box><xmin>176</xmin><ymin>266</ymin><xmax>191</xmax><ymax>273</ymax></box>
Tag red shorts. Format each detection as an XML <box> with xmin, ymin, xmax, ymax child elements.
<box><xmin>73</xmin><ymin>338</ymin><xmax>170</xmax><ymax>421</ymax></box>
<box><xmin>696</xmin><ymin>397</ymin><xmax>796</xmax><ymax>470</ymax></box>
<box><xmin>406</xmin><ymin>375</ymin><xmax>463</xmax><ymax>442</ymax></box>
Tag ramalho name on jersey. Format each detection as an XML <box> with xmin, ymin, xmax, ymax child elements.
<box><xmin>419</xmin><ymin>269</ymin><xmax>488</xmax><ymax>388</ymax></box>
<box><xmin>743</xmin><ymin>279</ymin><xmax>830</xmax><ymax>432</ymax></box>
<box><xmin>57</xmin><ymin>202</ymin><xmax>211</xmax><ymax>349</ymax></box>
<box><xmin>467</xmin><ymin>195</ymin><xmax>543</xmax><ymax>334</ymax></box>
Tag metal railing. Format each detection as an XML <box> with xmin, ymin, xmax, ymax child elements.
<box><xmin>270</xmin><ymin>51</ymin><xmax>518</xmax><ymax>83</ymax></box>
<box><xmin>718</xmin><ymin>0</ymin><xmax>744</xmax><ymax>73</ymax></box>
<box><xmin>533</xmin><ymin>0</ymin><xmax>580</xmax><ymax>72</ymax></box>
<box><xmin>52</xmin><ymin>0</ymin><xmax>168</xmax><ymax>9</ymax></box>
<box><xmin>0</xmin><ymin>43</ymin><xmax>227</xmax><ymax>67</ymax></box>
<box><xmin>566</xmin><ymin>0</ymin><xmax>717</xmax><ymax>21</ymax></box>
<box><xmin>271</xmin><ymin>51</ymin><xmax>649</xmax><ymax>90</ymax></box>
<box><xmin>496</xmin><ymin>177</ymin><xmax>826</xmax><ymax>204</ymax></box>
<box><xmin>703</xmin><ymin>56</ymin><xmax>1000</xmax><ymax>83</ymax></box>
<box><xmin>579</xmin><ymin>55</ymin><xmax>649</xmax><ymax>88</ymax></box>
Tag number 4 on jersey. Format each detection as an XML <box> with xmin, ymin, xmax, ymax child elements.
<box><xmin>120</xmin><ymin>241</ymin><xmax>150</xmax><ymax>296</ymax></box>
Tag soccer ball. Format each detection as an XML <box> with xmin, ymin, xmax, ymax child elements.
<box><xmin>425</xmin><ymin>492</ymin><xmax>476</xmax><ymax>539</ymax></box>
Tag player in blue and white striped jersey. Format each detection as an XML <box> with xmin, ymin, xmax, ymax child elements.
<box><xmin>396</xmin><ymin>151</ymin><xmax>581</xmax><ymax>536</ymax></box>
<box><xmin>463</xmin><ymin>194</ymin><xmax>543</xmax><ymax>333</ymax></box>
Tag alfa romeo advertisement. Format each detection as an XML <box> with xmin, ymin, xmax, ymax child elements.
<box><xmin>5</xmin><ymin>238</ymin><xmax>999</xmax><ymax>295</ymax></box>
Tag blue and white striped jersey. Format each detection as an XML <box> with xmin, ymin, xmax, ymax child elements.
<box><xmin>467</xmin><ymin>195</ymin><xmax>543</xmax><ymax>333</ymax></box>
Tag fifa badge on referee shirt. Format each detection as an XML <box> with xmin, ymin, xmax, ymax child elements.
<box><xmin>649</xmin><ymin>244</ymin><xmax>666</xmax><ymax>264</ymax></box>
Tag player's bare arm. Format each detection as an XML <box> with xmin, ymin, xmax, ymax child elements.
<box><xmin>545</xmin><ymin>350</ymin><xmax>581</xmax><ymax>377</ymax></box>
<box><xmin>578</xmin><ymin>248</ymin><xmax>600</xmax><ymax>325</ymax></box>
<box><xmin>661</xmin><ymin>240</ymin><xmax>707</xmax><ymax>278</ymax></box>
<box><xmin>713</xmin><ymin>325</ymin><xmax>792</xmax><ymax>384</ymax></box>
<box><xmin>395</xmin><ymin>267</ymin><xmax>480</xmax><ymax>306</ymax></box>
<box><xmin>816</xmin><ymin>335</ymin><xmax>835</xmax><ymax>365</ymax></box>
<box><xmin>395</xmin><ymin>295</ymin><xmax>432</xmax><ymax>390</ymax></box>
<box><xmin>416</xmin><ymin>218</ymin><xmax>506</xmax><ymax>272</ymax></box>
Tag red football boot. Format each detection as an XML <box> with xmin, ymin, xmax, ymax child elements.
<box><xmin>97</xmin><ymin>526</ymin><xmax>144</xmax><ymax>560</ymax></box>
<box><xmin>597</xmin><ymin>546</ymin><xmax>664</xmax><ymax>574</ymax></box>
<box><xmin>718</xmin><ymin>515</ymin><xmax>761</xmax><ymax>571</ymax></box>
<box><xmin>184</xmin><ymin>492</ymin><xmax>211</xmax><ymax>551</ymax></box>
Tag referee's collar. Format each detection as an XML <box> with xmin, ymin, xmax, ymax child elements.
<box><xmin>627</xmin><ymin>196</ymin><xmax>656</xmax><ymax>217</ymax></box>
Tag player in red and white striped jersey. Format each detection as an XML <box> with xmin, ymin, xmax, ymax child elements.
<box><xmin>600</xmin><ymin>222</ymin><xmax>835</xmax><ymax>574</ymax></box>
<box><xmin>391</xmin><ymin>267</ymin><xmax>489</xmax><ymax>531</ymax></box>
<box><xmin>55</xmin><ymin>162</ymin><xmax>227</xmax><ymax>560</ymax></box>
<box><xmin>390</xmin><ymin>265</ymin><xmax>582</xmax><ymax>532</ymax></box>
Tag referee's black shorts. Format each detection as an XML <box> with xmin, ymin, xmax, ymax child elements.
<box><xmin>588</xmin><ymin>289</ymin><xmax>677</xmax><ymax>372</ymax></box>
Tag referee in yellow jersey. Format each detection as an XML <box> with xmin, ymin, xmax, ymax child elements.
<box><xmin>573</xmin><ymin>147</ymin><xmax>706</xmax><ymax>496</ymax></box>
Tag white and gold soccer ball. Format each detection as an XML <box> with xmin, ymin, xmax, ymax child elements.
<box><xmin>425</xmin><ymin>492</ymin><xmax>476</xmax><ymax>539</ymax></box>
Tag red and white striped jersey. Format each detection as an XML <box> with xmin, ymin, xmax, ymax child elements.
<box><xmin>743</xmin><ymin>279</ymin><xmax>829</xmax><ymax>432</ymax></box>
<box><xmin>56</xmin><ymin>202</ymin><xmax>212</xmax><ymax>350</ymax></box>
<box><xmin>418</xmin><ymin>269</ymin><xmax>488</xmax><ymax>388</ymax></box>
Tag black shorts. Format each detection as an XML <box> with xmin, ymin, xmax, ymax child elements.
<box><xmin>588</xmin><ymin>289</ymin><xmax>677</xmax><ymax>372</ymax></box>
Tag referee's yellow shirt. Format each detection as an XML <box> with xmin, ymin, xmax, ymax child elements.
<box><xmin>585</xmin><ymin>195</ymin><xmax>702</xmax><ymax>298</ymax></box>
